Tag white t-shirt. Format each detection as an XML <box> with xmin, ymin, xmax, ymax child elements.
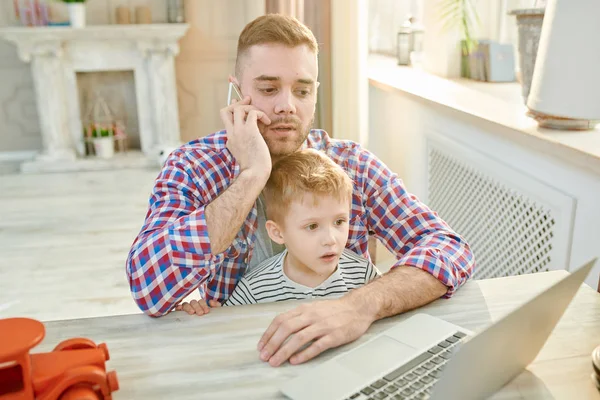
<box><xmin>224</xmin><ymin>249</ymin><xmax>381</xmax><ymax>306</ymax></box>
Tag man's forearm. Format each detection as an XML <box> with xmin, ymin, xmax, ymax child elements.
<box><xmin>206</xmin><ymin>170</ymin><xmax>268</xmax><ymax>254</ymax></box>
<box><xmin>348</xmin><ymin>266</ymin><xmax>447</xmax><ymax>322</ymax></box>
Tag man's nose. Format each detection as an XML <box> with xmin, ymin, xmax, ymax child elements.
<box><xmin>273</xmin><ymin>90</ymin><xmax>296</xmax><ymax>115</ymax></box>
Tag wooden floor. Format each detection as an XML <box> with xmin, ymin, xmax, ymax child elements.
<box><xmin>0</xmin><ymin>167</ymin><xmax>395</xmax><ymax>323</ymax></box>
<box><xmin>0</xmin><ymin>167</ymin><xmax>194</xmax><ymax>322</ymax></box>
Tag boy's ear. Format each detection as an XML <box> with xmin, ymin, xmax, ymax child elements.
<box><xmin>265</xmin><ymin>220</ymin><xmax>285</xmax><ymax>245</ymax></box>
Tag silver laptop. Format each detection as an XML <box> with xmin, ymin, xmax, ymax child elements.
<box><xmin>280</xmin><ymin>259</ymin><xmax>596</xmax><ymax>400</ymax></box>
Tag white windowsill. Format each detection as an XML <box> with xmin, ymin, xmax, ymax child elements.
<box><xmin>368</xmin><ymin>54</ymin><xmax>600</xmax><ymax>176</ymax></box>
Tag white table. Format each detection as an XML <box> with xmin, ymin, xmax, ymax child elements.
<box><xmin>36</xmin><ymin>271</ymin><xmax>600</xmax><ymax>399</ymax></box>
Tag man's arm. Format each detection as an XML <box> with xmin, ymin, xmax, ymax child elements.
<box><xmin>127</xmin><ymin>97</ymin><xmax>271</xmax><ymax>317</ymax></box>
<box><xmin>353</xmin><ymin>266</ymin><xmax>447</xmax><ymax>321</ymax></box>
<box><xmin>206</xmin><ymin>170</ymin><xmax>267</xmax><ymax>254</ymax></box>
<box><xmin>256</xmin><ymin>145</ymin><xmax>474</xmax><ymax>366</ymax></box>
<box><xmin>257</xmin><ymin>266</ymin><xmax>445</xmax><ymax>367</ymax></box>
<box><xmin>126</xmin><ymin>155</ymin><xmax>265</xmax><ymax>317</ymax></box>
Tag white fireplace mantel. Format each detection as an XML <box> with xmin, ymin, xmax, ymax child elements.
<box><xmin>0</xmin><ymin>24</ymin><xmax>189</xmax><ymax>172</ymax></box>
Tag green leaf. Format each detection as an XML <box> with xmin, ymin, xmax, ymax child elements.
<box><xmin>438</xmin><ymin>0</ymin><xmax>480</xmax><ymax>55</ymax></box>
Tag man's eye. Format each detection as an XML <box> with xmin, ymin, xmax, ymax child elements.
<box><xmin>295</xmin><ymin>89</ymin><xmax>310</xmax><ymax>97</ymax></box>
<box><xmin>259</xmin><ymin>88</ymin><xmax>277</xmax><ymax>94</ymax></box>
<box><xmin>307</xmin><ymin>223</ymin><xmax>318</xmax><ymax>231</ymax></box>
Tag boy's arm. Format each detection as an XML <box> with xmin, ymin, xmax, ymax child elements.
<box><xmin>223</xmin><ymin>278</ymin><xmax>257</xmax><ymax>306</ymax></box>
<box><xmin>363</xmin><ymin>259</ymin><xmax>381</xmax><ymax>284</ymax></box>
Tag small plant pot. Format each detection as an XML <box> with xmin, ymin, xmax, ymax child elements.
<box><xmin>93</xmin><ymin>137</ymin><xmax>114</xmax><ymax>159</ymax></box>
<box><xmin>67</xmin><ymin>3</ymin><xmax>86</xmax><ymax>28</ymax></box>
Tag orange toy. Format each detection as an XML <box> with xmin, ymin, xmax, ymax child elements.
<box><xmin>0</xmin><ymin>318</ymin><xmax>119</xmax><ymax>400</ymax></box>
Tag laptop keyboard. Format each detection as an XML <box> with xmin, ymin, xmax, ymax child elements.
<box><xmin>344</xmin><ymin>331</ymin><xmax>468</xmax><ymax>400</ymax></box>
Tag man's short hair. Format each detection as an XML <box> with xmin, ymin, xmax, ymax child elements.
<box><xmin>236</xmin><ymin>14</ymin><xmax>319</xmax><ymax>78</ymax></box>
<box><xmin>264</xmin><ymin>149</ymin><xmax>353</xmax><ymax>224</ymax></box>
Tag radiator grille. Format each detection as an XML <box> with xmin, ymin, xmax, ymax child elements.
<box><xmin>428</xmin><ymin>147</ymin><xmax>555</xmax><ymax>279</ymax></box>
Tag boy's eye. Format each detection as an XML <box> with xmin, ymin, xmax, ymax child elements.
<box><xmin>334</xmin><ymin>219</ymin><xmax>347</xmax><ymax>226</ymax></box>
<box><xmin>307</xmin><ymin>223</ymin><xmax>318</xmax><ymax>231</ymax></box>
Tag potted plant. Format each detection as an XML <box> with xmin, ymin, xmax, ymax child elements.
<box><xmin>438</xmin><ymin>0</ymin><xmax>479</xmax><ymax>78</ymax></box>
<box><xmin>92</xmin><ymin>125</ymin><xmax>115</xmax><ymax>159</ymax></box>
<box><xmin>62</xmin><ymin>0</ymin><xmax>87</xmax><ymax>28</ymax></box>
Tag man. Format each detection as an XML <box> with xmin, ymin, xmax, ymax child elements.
<box><xmin>126</xmin><ymin>14</ymin><xmax>474</xmax><ymax>368</ymax></box>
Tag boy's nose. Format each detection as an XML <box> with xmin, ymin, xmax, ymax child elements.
<box><xmin>321</xmin><ymin>228</ymin><xmax>337</xmax><ymax>246</ymax></box>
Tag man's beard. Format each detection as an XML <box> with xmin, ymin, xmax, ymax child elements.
<box><xmin>259</xmin><ymin>116</ymin><xmax>314</xmax><ymax>159</ymax></box>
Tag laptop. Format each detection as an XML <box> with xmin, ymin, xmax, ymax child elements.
<box><xmin>280</xmin><ymin>259</ymin><xmax>596</xmax><ymax>400</ymax></box>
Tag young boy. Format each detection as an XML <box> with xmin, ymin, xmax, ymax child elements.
<box><xmin>226</xmin><ymin>148</ymin><xmax>380</xmax><ymax>306</ymax></box>
<box><xmin>176</xmin><ymin>149</ymin><xmax>380</xmax><ymax>312</ymax></box>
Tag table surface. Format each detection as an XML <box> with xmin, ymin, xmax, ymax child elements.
<box><xmin>35</xmin><ymin>271</ymin><xmax>600</xmax><ymax>399</ymax></box>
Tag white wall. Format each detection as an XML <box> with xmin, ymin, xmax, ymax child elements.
<box><xmin>0</xmin><ymin>1</ymin><xmax>41</xmax><ymax>154</ymax></box>
<box><xmin>0</xmin><ymin>0</ymin><xmax>265</xmax><ymax>156</ymax></box>
<box><xmin>331</xmin><ymin>0</ymin><xmax>369</xmax><ymax>145</ymax></box>
<box><xmin>369</xmin><ymin>83</ymin><xmax>600</xmax><ymax>289</ymax></box>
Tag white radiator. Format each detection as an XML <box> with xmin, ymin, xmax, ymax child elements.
<box><xmin>426</xmin><ymin>135</ymin><xmax>574</xmax><ymax>279</ymax></box>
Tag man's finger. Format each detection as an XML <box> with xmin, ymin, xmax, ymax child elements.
<box><xmin>259</xmin><ymin>314</ymin><xmax>311</xmax><ymax>362</ymax></box>
<box><xmin>219</xmin><ymin>108</ymin><xmax>234</xmax><ymax>134</ymax></box>
<box><xmin>233</xmin><ymin>106</ymin><xmax>248</xmax><ymax>130</ymax></box>
<box><xmin>289</xmin><ymin>334</ymin><xmax>338</xmax><ymax>365</ymax></box>
<box><xmin>268</xmin><ymin>323</ymin><xmax>325</xmax><ymax>367</ymax></box>
<box><xmin>246</xmin><ymin>110</ymin><xmax>258</xmax><ymax>126</ymax></box>
<box><xmin>257</xmin><ymin>111</ymin><xmax>271</xmax><ymax>125</ymax></box>
<box><xmin>258</xmin><ymin>308</ymin><xmax>303</xmax><ymax>351</ymax></box>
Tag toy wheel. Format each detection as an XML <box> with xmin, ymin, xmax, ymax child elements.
<box><xmin>53</xmin><ymin>338</ymin><xmax>97</xmax><ymax>352</ymax></box>
<box><xmin>59</xmin><ymin>386</ymin><xmax>101</xmax><ymax>400</ymax></box>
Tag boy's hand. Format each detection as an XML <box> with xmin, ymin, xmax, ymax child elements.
<box><xmin>175</xmin><ymin>299</ymin><xmax>222</xmax><ymax>316</ymax></box>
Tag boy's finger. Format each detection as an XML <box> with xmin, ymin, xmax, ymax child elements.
<box><xmin>208</xmin><ymin>300</ymin><xmax>222</xmax><ymax>308</ymax></box>
<box><xmin>199</xmin><ymin>300</ymin><xmax>210</xmax><ymax>314</ymax></box>
<box><xmin>182</xmin><ymin>303</ymin><xmax>195</xmax><ymax>315</ymax></box>
<box><xmin>189</xmin><ymin>300</ymin><xmax>205</xmax><ymax>315</ymax></box>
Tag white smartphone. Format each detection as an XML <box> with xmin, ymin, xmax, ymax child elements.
<box><xmin>227</xmin><ymin>81</ymin><xmax>243</xmax><ymax>106</ymax></box>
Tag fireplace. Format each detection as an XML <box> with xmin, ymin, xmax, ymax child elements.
<box><xmin>0</xmin><ymin>24</ymin><xmax>189</xmax><ymax>172</ymax></box>
<box><xmin>77</xmin><ymin>71</ymin><xmax>141</xmax><ymax>153</ymax></box>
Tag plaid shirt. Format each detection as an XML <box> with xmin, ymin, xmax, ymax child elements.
<box><xmin>127</xmin><ymin>130</ymin><xmax>475</xmax><ymax>316</ymax></box>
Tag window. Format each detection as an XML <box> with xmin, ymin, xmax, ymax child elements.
<box><xmin>368</xmin><ymin>0</ymin><xmax>424</xmax><ymax>56</ymax></box>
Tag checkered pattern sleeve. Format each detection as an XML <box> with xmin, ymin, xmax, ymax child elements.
<box><xmin>354</xmin><ymin>147</ymin><xmax>475</xmax><ymax>297</ymax></box>
<box><xmin>126</xmin><ymin>150</ymin><xmax>229</xmax><ymax>316</ymax></box>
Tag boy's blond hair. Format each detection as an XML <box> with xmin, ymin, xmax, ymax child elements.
<box><xmin>236</xmin><ymin>14</ymin><xmax>319</xmax><ymax>78</ymax></box>
<box><xmin>264</xmin><ymin>149</ymin><xmax>353</xmax><ymax>224</ymax></box>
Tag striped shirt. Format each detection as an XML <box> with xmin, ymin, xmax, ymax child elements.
<box><xmin>224</xmin><ymin>249</ymin><xmax>381</xmax><ymax>306</ymax></box>
<box><xmin>126</xmin><ymin>129</ymin><xmax>475</xmax><ymax>317</ymax></box>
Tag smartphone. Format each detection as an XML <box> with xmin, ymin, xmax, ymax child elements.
<box><xmin>227</xmin><ymin>81</ymin><xmax>243</xmax><ymax>106</ymax></box>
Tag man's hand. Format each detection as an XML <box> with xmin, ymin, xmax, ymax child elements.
<box><xmin>219</xmin><ymin>96</ymin><xmax>272</xmax><ymax>178</ymax></box>
<box><xmin>175</xmin><ymin>299</ymin><xmax>222</xmax><ymax>316</ymax></box>
<box><xmin>256</xmin><ymin>267</ymin><xmax>448</xmax><ymax>367</ymax></box>
<box><xmin>256</xmin><ymin>297</ymin><xmax>375</xmax><ymax>367</ymax></box>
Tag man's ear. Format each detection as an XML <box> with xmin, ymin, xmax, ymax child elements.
<box><xmin>265</xmin><ymin>220</ymin><xmax>285</xmax><ymax>245</ymax></box>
